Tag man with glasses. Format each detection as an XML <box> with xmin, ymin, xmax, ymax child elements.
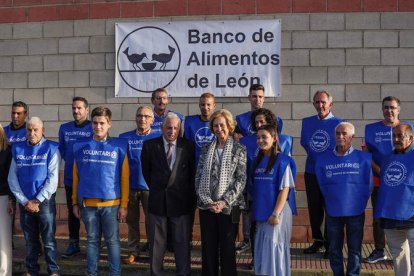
<box><xmin>364</xmin><ymin>96</ymin><xmax>408</xmax><ymax>263</ymax></box>
<box><xmin>119</xmin><ymin>106</ymin><xmax>158</xmax><ymax>264</ymax></box>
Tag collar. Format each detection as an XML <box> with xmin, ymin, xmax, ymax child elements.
<box><xmin>10</xmin><ymin>122</ymin><xmax>26</xmax><ymax>131</ymax></box>
<box><xmin>74</xmin><ymin>120</ymin><xmax>90</xmax><ymax>128</ymax></box>
<box><xmin>136</xmin><ymin>128</ymin><xmax>152</xmax><ymax>136</ymax></box>
<box><xmin>94</xmin><ymin>135</ymin><xmax>109</xmax><ymax>142</ymax></box>
<box><xmin>153</xmin><ymin>109</ymin><xmax>169</xmax><ymax>118</ymax></box>
<box><xmin>334</xmin><ymin>146</ymin><xmax>354</xmax><ymax>156</ymax></box>
<box><xmin>162</xmin><ymin>136</ymin><xmax>177</xmax><ymax>147</ymax></box>
<box><xmin>317</xmin><ymin>112</ymin><xmax>334</xmax><ymax>120</ymax></box>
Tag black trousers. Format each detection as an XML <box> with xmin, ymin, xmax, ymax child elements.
<box><xmin>304</xmin><ymin>172</ymin><xmax>328</xmax><ymax>245</ymax></box>
<box><xmin>371</xmin><ymin>186</ymin><xmax>385</xmax><ymax>250</ymax></box>
<box><xmin>199</xmin><ymin>209</ymin><xmax>237</xmax><ymax>276</ymax></box>
<box><xmin>65</xmin><ymin>186</ymin><xmax>80</xmax><ymax>241</ymax></box>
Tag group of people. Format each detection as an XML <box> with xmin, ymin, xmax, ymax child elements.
<box><xmin>0</xmin><ymin>85</ymin><xmax>413</xmax><ymax>276</ymax></box>
<box><xmin>301</xmin><ymin>92</ymin><xmax>414</xmax><ymax>276</ymax></box>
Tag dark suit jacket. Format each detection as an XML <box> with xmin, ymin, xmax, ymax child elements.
<box><xmin>141</xmin><ymin>136</ymin><xmax>196</xmax><ymax>217</ymax></box>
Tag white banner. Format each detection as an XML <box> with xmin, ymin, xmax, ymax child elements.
<box><xmin>115</xmin><ymin>20</ymin><xmax>281</xmax><ymax>97</ymax></box>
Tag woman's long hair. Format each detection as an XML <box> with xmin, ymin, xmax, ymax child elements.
<box><xmin>252</xmin><ymin>124</ymin><xmax>279</xmax><ymax>174</ymax></box>
<box><xmin>0</xmin><ymin>124</ymin><xmax>10</xmax><ymax>151</ymax></box>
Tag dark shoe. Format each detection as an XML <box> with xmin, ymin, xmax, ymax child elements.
<box><xmin>236</xmin><ymin>240</ymin><xmax>250</xmax><ymax>254</ymax></box>
<box><xmin>62</xmin><ymin>241</ymin><xmax>80</xmax><ymax>258</ymax></box>
<box><xmin>303</xmin><ymin>242</ymin><xmax>324</xmax><ymax>254</ymax></box>
<box><xmin>122</xmin><ymin>254</ymin><xmax>137</xmax><ymax>264</ymax></box>
<box><xmin>141</xmin><ymin>242</ymin><xmax>149</xmax><ymax>252</ymax></box>
<box><xmin>364</xmin><ymin>249</ymin><xmax>387</xmax><ymax>263</ymax></box>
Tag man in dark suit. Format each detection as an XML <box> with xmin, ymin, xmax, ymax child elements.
<box><xmin>141</xmin><ymin>112</ymin><xmax>196</xmax><ymax>276</ymax></box>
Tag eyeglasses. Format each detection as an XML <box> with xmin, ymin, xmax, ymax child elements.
<box><xmin>136</xmin><ymin>114</ymin><xmax>153</xmax><ymax>119</ymax></box>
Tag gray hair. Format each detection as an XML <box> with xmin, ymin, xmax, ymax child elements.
<box><xmin>313</xmin><ymin>90</ymin><xmax>333</xmax><ymax>103</ymax></box>
<box><xmin>162</xmin><ymin>112</ymin><xmax>180</xmax><ymax>125</ymax></box>
<box><xmin>27</xmin><ymin>117</ymin><xmax>44</xmax><ymax>128</ymax></box>
<box><xmin>335</xmin><ymin>122</ymin><xmax>355</xmax><ymax>136</ymax></box>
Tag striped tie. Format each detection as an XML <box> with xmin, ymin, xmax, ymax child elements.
<box><xmin>166</xmin><ymin>143</ymin><xmax>173</xmax><ymax>168</ymax></box>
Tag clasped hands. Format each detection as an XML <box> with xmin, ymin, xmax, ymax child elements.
<box><xmin>208</xmin><ymin>200</ymin><xmax>227</xmax><ymax>213</ymax></box>
<box><xmin>25</xmin><ymin>199</ymin><xmax>40</xmax><ymax>213</ymax></box>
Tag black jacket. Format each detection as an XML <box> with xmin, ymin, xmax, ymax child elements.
<box><xmin>141</xmin><ymin>136</ymin><xmax>195</xmax><ymax>217</ymax></box>
<box><xmin>0</xmin><ymin>145</ymin><xmax>12</xmax><ymax>196</ymax></box>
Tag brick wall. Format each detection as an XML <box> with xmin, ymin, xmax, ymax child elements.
<box><xmin>2</xmin><ymin>0</ymin><xmax>414</xmax><ymax>242</ymax></box>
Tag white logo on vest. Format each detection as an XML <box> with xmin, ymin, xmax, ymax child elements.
<box><xmin>309</xmin><ymin>130</ymin><xmax>330</xmax><ymax>152</ymax></box>
<box><xmin>194</xmin><ymin>127</ymin><xmax>215</xmax><ymax>147</ymax></box>
<box><xmin>384</xmin><ymin>161</ymin><xmax>407</xmax><ymax>187</ymax></box>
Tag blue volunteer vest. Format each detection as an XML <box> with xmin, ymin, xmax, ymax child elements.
<box><xmin>374</xmin><ymin>149</ymin><xmax>414</xmax><ymax>220</ymax></box>
<box><xmin>236</xmin><ymin>111</ymin><xmax>283</xmax><ymax>136</ymax></box>
<box><xmin>4</xmin><ymin>124</ymin><xmax>27</xmax><ymax>144</ymax></box>
<box><xmin>365</xmin><ymin>121</ymin><xmax>413</xmax><ymax>174</ymax></box>
<box><xmin>74</xmin><ymin>138</ymin><xmax>128</xmax><ymax>200</ymax></box>
<box><xmin>300</xmin><ymin>115</ymin><xmax>343</xmax><ymax>174</ymax></box>
<box><xmin>252</xmin><ymin>154</ymin><xmax>297</xmax><ymax>222</ymax></box>
<box><xmin>58</xmin><ymin>121</ymin><xmax>93</xmax><ymax>186</ymax></box>
<box><xmin>150</xmin><ymin>110</ymin><xmax>183</xmax><ymax>135</ymax></box>
<box><xmin>315</xmin><ymin>150</ymin><xmax>372</xmax><ymax>217</ymax></box>
<box><xmin>12</xmin><ymin>140</ymin><xmax>59</xmax><ymax>200</ymax></box>
<box><xmin>184</xmin><ymin>115</ymin><xmax>215</xmax><ymax>166</ymax></box>
<box><xmin>241</xmin><ymin>133</ymin><xmax>294</xmax><ymax>195</ymax></box>
<box><xmin>119</xmin><ymin>130</ymin><xmax>158</xmax><ymax>190</ymax></box>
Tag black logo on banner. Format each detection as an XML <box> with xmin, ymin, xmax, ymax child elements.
<box><xmin>117</xmin><ymin>26</ymin><xmax>181</xmax><ymax>93</ymax></box>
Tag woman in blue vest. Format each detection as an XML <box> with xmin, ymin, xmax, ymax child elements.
<box><xmin>251</xmin><ymin>124</ymin><xmax>297</xmax><ymax>276</ymax></box>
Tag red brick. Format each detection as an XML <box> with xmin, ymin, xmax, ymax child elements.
<box><xmin>188</xmin><ymin>0</ymin><xmax>221</xmax><ymax>16</ymax></box>
<box><xmin>293</xmin><ymin>208</ymin><xmax>310</xmax><ymax>226</ymax></box>
<box><xmin>223</xmin><ymin>0</ymin><xmax>255</xmax><ymax>14</ymax></box>
<box><xmin>363</xmin><ymin>226</ymin><xmax>374</xmax><ymax>243</ymax></box>
<box><xmin>0</xmin><ymin>0</ymin><xmax>12</xmax><ymax>6</ymax></box>
<box><xmin>14</xmin><ymin>0</ymin><xmax>42</xmax><ymax>6</ymax></box>
<box><xmin>292</xmin><ymin>0</ymin><xmax>325</xmax><ymax>12</ymax></box>
<box><xmin>28</xmin><ymin>5</ymin><xmax>58</xmax><ymax>21</ymax></box>
<box><xmin>364</xmin><ymin>209</ymin><xmax>373</xmax><ymax>225</ymax></box>
<box><xmin>291</xmin><ymin>225</ymin><xmax>308</xmax><ymax>242</ymax></box>
<box><xmin>400</xmin><ymin>0</ymin><xmax>414</xmax><ymax>11</ymax></box>
<box><xmin>56</xmin><ymin>220</ymin><xmax>69</xmax><ymax>236</ymax></box>
<box><xmin>121</xmin><ymin>2</ymin><xmax>153</xmax><ymax>18</ymax></box>
<box><xmin>328</xmin><ymin>0</ymin><xmax>361</xmax><ymax>12</ymax></box>
<box><xmin>257</xmin><ymin>0</ymin><xmax>291</xmax><ymax>13</ymax></box>
<box><xmin>295</xmin><ymin>173</ymin><xmax>305</xmax><ymax>191</ymax></box>
<box><xmin>90</xmin><ymin>2</ymin><xmax>120</xmax><ymax>19</ymax></box>
<box><xmin>42</xmin><ymin>0</ymin><xmax>75</xmax><ymax>4</ymax></box>
<box><xmin>0</xmin><ymin>7</ymin><xmax>27</xmax><ymax>23</ymax></box>
<box><xmin>363</xmin><ymin>0</ymin><xmax>397</xmax><ymax>11</ymax></box>
<box><xmin>74</xmin><ymin>0</ymin><xmax>89</xmax><ymax>3</ymax></box>
<box><xmin>58</xmin><ymin>204</ymin><xmax>68</xmax><ymax>220</ymax></box>
<box><xmin>58</xmin><ymin>4</ymin><xmax>89</xmax><ymax>20</ymax></box>
<box><xmin>119</xmin><ymin>222</ymin><xmax>128</xmax><ymax>238</ymax></box>
<box><xmin>154</xmin><ymin>0</ymin><xmax>187</xmax><ymax>17</ymax></box>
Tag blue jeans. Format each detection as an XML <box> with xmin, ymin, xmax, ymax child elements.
<box><xmin>327</xmin><ymin>213</ymin><xmax>365</xmax><ymax>276</ymax></box>
<box><xmin>19</xmin><ymin>195</ymin><xmax>59</xmax><ymax>276</ymax></box>
<box><xmin>81</xmin><ymin>205</ymin><xmax>121</xmax><ymax>276</ymax></box>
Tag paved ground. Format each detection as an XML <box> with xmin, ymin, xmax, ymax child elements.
<box><xmin>12</xmin><ymin>235</ymin><xmax>394</xmax><ymax>275</ymax></box>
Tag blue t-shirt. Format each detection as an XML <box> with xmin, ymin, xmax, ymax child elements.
<box><xmin>119</xmin><ymin>130</ymin><xmax>159</xmax><ymax>190</ymax></box>
<box><xmin>4</xmin><ymin>123</ymin><xmax>27</xmax><ymax>144</ymax></box>
<box><xmin>58</xmin><ymin>121</ymin><xmax>93</xmax><ymax>186</ymax></box>
<box><xmin>184</xmin><ymin>115</ymin><xmax>215</xmax><ymax>166</ymax></box>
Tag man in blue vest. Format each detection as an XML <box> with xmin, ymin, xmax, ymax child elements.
<box><xmin>301</xmin><ymin>90</ymin><xmax>343</xmax><ymax>257</ymax></box>
<box><xmin>235</xmin><ymin>84</ymin><xmax>283</xmax><ymax>140</ymax></box>
<box><xmin>119</xmin><ymin>106</ymin><xmax>158</xmax><ymax>264</ymax></box>
<box><xmin>375</xmin><ymin>124</ymin><xmax>414</xmax><ymax>276</ymax></box>
<box><xmin>315</xmin><ymin>122</ymin><xmax>373</xmax><ymax>276</ymax></box>
<box><xmin>364</xmin><ymin>96</ymin><xmax>403</xmax><ymax>263</ymax></box>
<box><xmin>8</xmin><ymin>117</ymin><xmax>60</xmax><ymax>276</ymax></box>
<box><xmin>58</xmin><ymin>97</ymin><xmax>92</xmax><ymax>258</ymax></box>
<box><xmin>72</xmin><ymin>107</ymin><xmax>129</xmax><ymax>276</ymax></box>
<box><xmin>184</xmin><ymin>92</ymin><xmax>216</xmax><ymax>166</ymax></box>
<box><xmin>150</xmin><ymin>88</ymin><xmax>184</xmax><ymax>135</ymax></box>
<box><xmin>4</xmin><ymin>101</ymin><xmax>28</xmax><ymax>144</ymax></box>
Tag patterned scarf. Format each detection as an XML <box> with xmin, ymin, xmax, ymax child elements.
<box><xmin>198</xmin><ymin>136</ymin><xmax>234</xmax><ymax>206</ymax></box>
